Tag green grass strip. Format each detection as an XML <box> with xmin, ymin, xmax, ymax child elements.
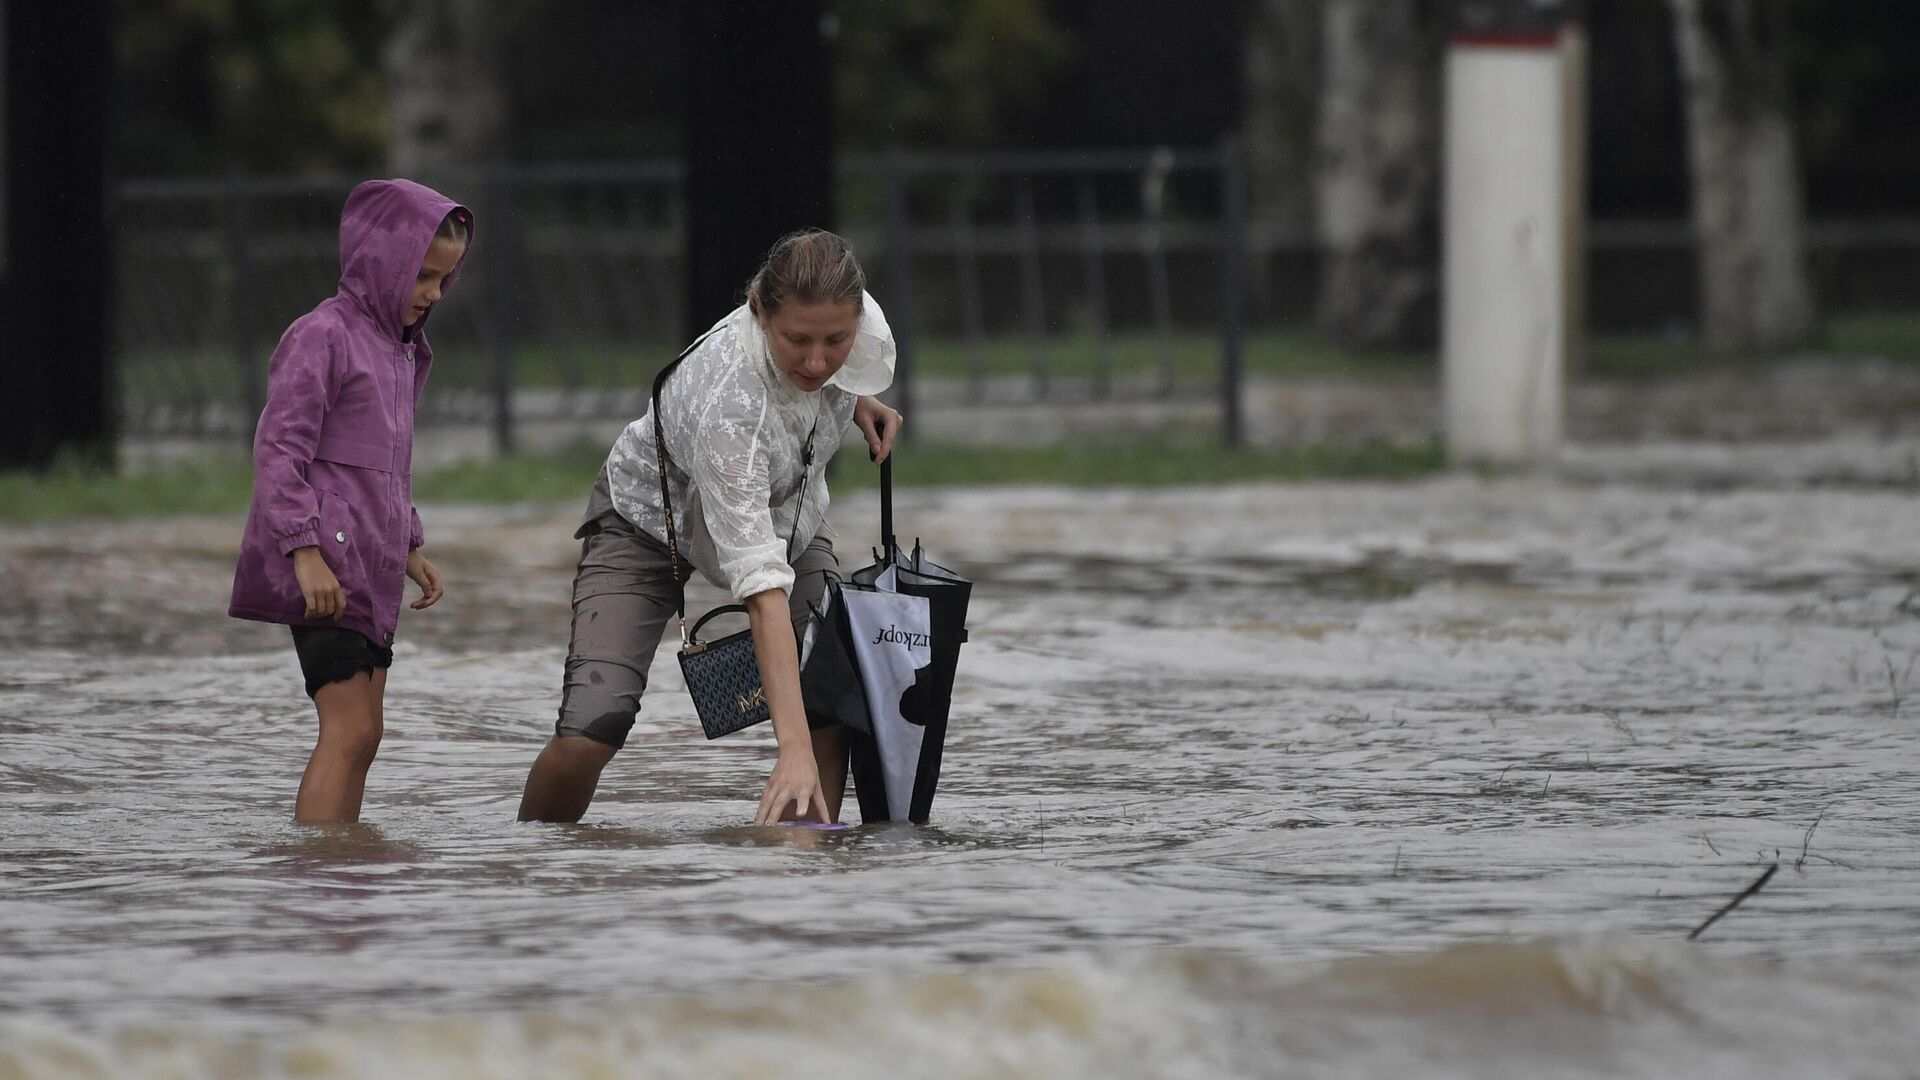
<box><xmin>0</xmin><ymin>453</ymin><xmax>257</xmax><ymax>523</ymax></box>
<box><xmin>0</xmin><ymin>438</ymin><xmax>1443</xmax><ymax>524</ymax></box>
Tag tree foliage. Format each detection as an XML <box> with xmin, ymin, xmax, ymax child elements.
<box><xmin>833</xmin><ymin>0</ymin><xmax>1069</xmax><ymax>149</ymax></box>
<box><xmin>116</xmin><ymin>0</ymin><xmax>387</xmax><ymax>173</ymax></box>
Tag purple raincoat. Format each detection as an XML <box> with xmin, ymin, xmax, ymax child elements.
<box><xmin>228</xmin><ymin>179</ymin><xmax>472</xmax><ymax>648</ymax></box>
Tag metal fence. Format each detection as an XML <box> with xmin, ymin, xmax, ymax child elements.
<box><xmin>113</xmin><ymin>149</ymin><xmax>1920</xmax><ymax>451</ymax></box>
<box><xmin>113</xmin><ymin>147</ymin><xmax>1249</xmax><ymax>448</ymax></box>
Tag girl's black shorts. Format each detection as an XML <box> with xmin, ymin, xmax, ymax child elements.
<box><xmin>289</xmin><ymin>626</ymin><xmax>393</xmax><ymax>697</ymax></box>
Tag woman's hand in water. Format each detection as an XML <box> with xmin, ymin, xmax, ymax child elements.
<box><xmin>854</xmin><ymin>396</ymin><xmax>903</xmax><ymax>464</ymax></box>
<box><xmin>757</xmin><ymin>748</ymin><xmax>830</xmax><ymax>826</ymax></box>
<box><xmin>743</xmin><ymin>589</ymin><xmax>828</xmax><ymax>825</ymax></box>
<box><xmin>406</xmin><ymin>549</ymin><xmax>445</xmax><ymax>610</ymax></box>
<box><xmin>291</xmin><ymin>546</ymin><xmax>346</xmax><ymax>621</ymax></box>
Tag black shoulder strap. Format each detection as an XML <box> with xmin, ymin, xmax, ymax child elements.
<box><xmin>652</xmin><ymin>328</ymin><xmax>718</xmax><ymax>635</ymax></box>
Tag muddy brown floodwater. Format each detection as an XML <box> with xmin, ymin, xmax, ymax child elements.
<box><xmin>4</xmin><ymin>473</ymin><xmax>1919</xmax><ymax>1078</ymax></box>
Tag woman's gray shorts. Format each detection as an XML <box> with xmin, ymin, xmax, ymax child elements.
<box><xmin>554</xmin><ymin>472</ymin><xmax>839</xmax><ymax>749</ymax></box>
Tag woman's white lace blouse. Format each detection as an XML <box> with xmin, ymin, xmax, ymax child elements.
<box><xmin>603</xmin><ymin>298</ymin><xmax>893</xmax><ymax>601</ymax></box>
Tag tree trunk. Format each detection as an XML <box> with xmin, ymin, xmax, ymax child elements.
<box><xmin>381</xmin><ymin>0</ymin><xmax>506</xmax><ymax>176</ymax></box>
<box><xmin>1242</xmin><ymin>0</ymin><xmax>1320</xmax><ymax>231</ymax></box>
<box><xmin>1668</xmin><ymin>0</ymin><xmax>1814</xmax><ymax>355</ymax></box>
<box><xmin>1312</xmin><ymin>0</ymin><xmax>1440</xmax><ymax>350</ymax></box>
<box><xmin>380</xmin><ymin>2</ymin><xmax>512</xmax><ymax>449</ymax></box>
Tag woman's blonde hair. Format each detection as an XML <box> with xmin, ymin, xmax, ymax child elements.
<box><xmin>746</xmin><ymin>229</ymin><xmax>865</xmax><ymax>317</ymax></box>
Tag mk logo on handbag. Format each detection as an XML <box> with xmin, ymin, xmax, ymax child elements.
<box><xmin>737</xmin><ymin>686</ymin><xmax>767</xmax><ymax>713</ymax></box>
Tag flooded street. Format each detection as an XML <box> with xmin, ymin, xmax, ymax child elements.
<box><xmin>4</xmin><ymin>471</ymin><xmax>1920</xmax><ymax>1078</ymax></box>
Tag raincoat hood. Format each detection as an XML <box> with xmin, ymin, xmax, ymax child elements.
<box><xmin>338</xmin><ymin>178</ymin><xmax>473</xmax><ymax>340</ymax></box>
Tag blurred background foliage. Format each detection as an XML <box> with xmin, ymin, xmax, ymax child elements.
<box><xmin>116</xmin><ymin>0</ymin><xmax>389</xmax><ymax>173</ymax></box>
<box><xmin>834</xmin><ymin>0</ymin><xmax>1069</xmax><ymax>149</ymax></box>
<box><xmin>106</xmin><ymin>0</ymin><xmax>1920</xmax><ymax>219</ymax></box>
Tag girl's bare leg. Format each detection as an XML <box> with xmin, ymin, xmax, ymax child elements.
<box><xmin>294</xmin><ymin>668</ymin><xmax>385</xmax><ymax>823</ymax></box>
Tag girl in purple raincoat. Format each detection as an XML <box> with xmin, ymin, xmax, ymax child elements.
<box><xmin>229</xmin><ymin>179</ymin><xmax>472</xmax><ymax>823</ymax></box>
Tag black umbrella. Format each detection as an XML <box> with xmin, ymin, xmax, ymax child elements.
<box><xmin>800</xmin><ymin>455</ymin><xmax>971</xmax><ymax>823</ymax></box>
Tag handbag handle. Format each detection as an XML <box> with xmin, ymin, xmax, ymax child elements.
<box><xmin>684</xmin><ymin>603</ymin><xmax>749</xmax><ymax>650</ymax></box>
<box><xmin>880</xmin><ymin>451</ymin><xmax>895</xmax><ymax>555</ymax></box>
<box><xmin>652</xmin><ymin>327</ymin><xmax>818</xmax><ymax>646</ymax></box>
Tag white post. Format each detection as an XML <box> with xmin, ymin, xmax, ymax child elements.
<box><xmin>1442</xmin><ymin>29</ymin><xmax>1570</xmax><ymax>467</ymax></box>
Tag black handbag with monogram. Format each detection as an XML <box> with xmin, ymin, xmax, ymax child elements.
<box><xmin>651</xmin><ymin>339</ymin><xmax>820</xmax><ymax>740</ymax></box>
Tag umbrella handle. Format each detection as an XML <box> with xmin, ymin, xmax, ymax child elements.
<box><xmin>880</xmin><ymin>452</ymin><xmax>896</xmax><ymax>554</ymax></box>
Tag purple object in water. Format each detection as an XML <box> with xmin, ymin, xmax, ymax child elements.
<box><xmin>778</xmin><ymin>820</ymin><xmax>850</xmax><ymax>831</ymax></box>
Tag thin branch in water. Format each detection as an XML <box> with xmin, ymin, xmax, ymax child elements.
<box><xmin>1609</xmin><ymin>711</ymin><xmax>1639</xmax><ymax>744</ymax></box>
<box><xmin>1697</xmin><ymin>823</ymin><xmax>1721</xmax><ymax>856</ymax></box>
<box><xmin>1796</xmin><ymin>810</ymin><xmax>1827</xmax><ymax>872</ymax></box>
<box><xmin>1687</xmin><ymin>863</ymin><xmax>1779</xmax><ymax>942</ymax></box>
<box><xmin>1540</xmin><ymin>773</ymin><xmax>1552</xmax><ymax>796</ymax></box>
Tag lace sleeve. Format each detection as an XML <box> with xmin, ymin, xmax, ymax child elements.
<box><xmin>678</xmin><ymin>368</ymin><xmax>794</xmax><ymax>601</ymax></box>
